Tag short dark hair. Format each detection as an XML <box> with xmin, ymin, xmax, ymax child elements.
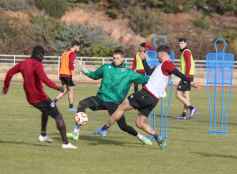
<box><xmin>113</xmin><ymin>49</ymin><xmax>124</xmax><ymax>55</ymax></box>
<box><xmin>31</xmin><ymin>45</ymin><xmax>45</xmax><ymax>61</ymax></box>
<box><xmin>178</xmin><ymin>38</ymin><xmax>187</xmax><ymax>43</ymax></box>
<box><xmin>157</xmin><ymin>45</ymin><xmax>170</xmax><ymax>53</ymax></box>
<box><xmin>140</xmin><ymin>42</ymin><xmax>146</xmax><ymax>48</ymax></box>
<box><xmin>71</xmin><ymin>40</ymin><xmax>80</xmax><ymax>47</ymax></box>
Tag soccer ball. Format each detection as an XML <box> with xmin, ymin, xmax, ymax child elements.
<box><xmin>74</xmin><ymin>112</ymin><xmax>88</xmax><ymax>125</ymax></box>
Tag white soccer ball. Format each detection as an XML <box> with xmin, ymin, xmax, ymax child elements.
<box><xmin>74</xmin><ymin>112</ymin><xmax>88</xmax><ymax>126</ymax></box>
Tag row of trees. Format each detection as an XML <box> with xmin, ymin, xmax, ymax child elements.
<box><xmin>1</xmin><ymin>0</ymin><xmax>237</xmax><ymax>17</ymax></box>
<box><xmin>0</xmin><ymin>0</ymin><xmax>237</xmax><ymax>56</ymax></box>
<box><xmin>0</xmin><ymin>14</ymin><xmax>122</xmax><ymax>56</ymax></box>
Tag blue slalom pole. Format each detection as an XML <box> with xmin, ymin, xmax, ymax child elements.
<box><xmin>206</xmin><ymin>37</ymin><xmax>234</xmax><ymax>135</ymax></box>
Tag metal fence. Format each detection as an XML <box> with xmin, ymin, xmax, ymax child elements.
<box><xmin>0</xmin><ymin>54</ymin><xmax>237</xmax><ymax>69</ymax></box>
<box><xmin>0</xmin><ymin>54</ymin><xmax>132</xmax><ymax>66</ymax></box>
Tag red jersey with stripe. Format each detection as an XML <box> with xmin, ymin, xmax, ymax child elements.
<box><xmin>3</xmin><ymin>58</ymin><xmax>60</xmax><ymax>104</ymax></box>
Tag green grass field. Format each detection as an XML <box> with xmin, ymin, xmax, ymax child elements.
<box><xmin>1</xmin><ymin>83</ymin><xmax>237</xmax><ymax>174</ymax></box>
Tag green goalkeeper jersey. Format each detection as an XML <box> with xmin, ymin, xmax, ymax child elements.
<box><xmin>84</xmin><ymin>63</ymin><xmax>149</xmax><ymax>103</ymax></box>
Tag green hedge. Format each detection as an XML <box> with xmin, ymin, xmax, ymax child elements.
<box><xmin>100</xmin><ymin>0</ymin><xmax>237</xmax><ymax>14</ymax></box>
<box><xmin>54</xmin><ymin>24</ymin><xmax>123</xmax><ymax>56</ymax></box>
<box><xmin>0</xmin><ymin>0</ymin><xmax>35</xmax><ymax>10</ymax></box>
<box><xmin>35</xmin><ymin>0</ymin><xmax>68</xmax><ymax>18</ymax></box>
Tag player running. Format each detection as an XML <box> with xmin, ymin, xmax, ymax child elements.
<box><xmin>100</xmin><ymin>45</ymin><xmax>191</xmax><ymax>148</ymax></box>
<box><xmin>53</xmin><ymin>41</ymin><xmax>80</xmax><ymax>112</ymax></box>
<box><xmin>2</xmin><ymin>45</ymin><xmax>77</xmax><ymax>149</ymax></box>
<box><xmin>67</xmin><ymin>49</ymin><xmax>153</xmax><ymax>145</ymax></box>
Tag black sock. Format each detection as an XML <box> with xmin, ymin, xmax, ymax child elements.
<box><xmin>101</xmin><ymin>124</ymin><xmax>109</xmax><ymax>131</ymax></box>
<box><xmin>69</xmin><ymin>104</ymin><xmax>74</xmax><ymax>108</ymax></box>
<box><xmin>124</xmin><ymin>126</ymin><xmax>137</xmax><ymax>136</ymax></box>
<box><xmin>188</xmin><ymin>105</ymin><xmax>194</xmax><ymax>110</ymax></box>
<box><xmin>117</xmin><ymin>117</ymin><xmax>138</xmax><ymax>136</ymax></box>
<box><xmin>55</xmin><ymin>116</ymin><xmax>68</xmax><ymax>144</ymax></box>
<box><xmin>182</xmin><ymin>112</ymin><xmax>186</xmax><ymax>117</ymax></box>
<box><xmin>41</xmin><ymin>113</ymin><xmax>48</xmax><ymax>136</ymax></box>
<box><xmin>153</xmin><ymin>134</ymin><xmax>159</xmax><ymax>141</ymax></box>
<box><xmin>41</xmin><ymin>132</ymin><xmax>47</xmax><ymax>136</ymax></box>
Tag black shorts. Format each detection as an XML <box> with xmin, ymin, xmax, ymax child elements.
<box><xmin>79</xmin><ymin>96</ymin><xmax>119</xmax><ymax>115</ymax></box>
<box><xmin>177</xmin><ymin>76</ymin><xmax>194</xmax><ymax>92</ymax></box>
<box><xmin>128</xmin><ymin>89</ymin><xmax>159</xmax><ymax>117</ymax></box>
<box><xmin>60</xmin><ymin>76</ymin><xmax>75</xmax><ymax>87</ymax></box>
<box><xmin>33</xmin><ymin>99</ymin><xmax>60</xmax><ymax>119</ymax></box>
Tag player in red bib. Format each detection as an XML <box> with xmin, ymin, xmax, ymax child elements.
<box><xmin>176</xmin><ymin>38</ymin><xmax>197</xmax><ymax>120</ymax></box>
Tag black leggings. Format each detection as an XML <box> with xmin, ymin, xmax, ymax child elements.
<box><xmin>77</xmin><ymin>96</ymin><xmax>138</xmax><ymax>136</ymax></box>
<box><xmin>33</xmin><ymin>100</ymin><xmax>68</xmax><ymax>144</ymax></box>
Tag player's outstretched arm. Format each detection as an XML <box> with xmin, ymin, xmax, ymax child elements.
<box><xmin>2</xmin><ymin>63</ymin><xmax>21</xmax><ymax>94</ymax></box>
<box><xmin>191</xmin><ymin>81</ymin><xmax>201</xmax><ymax>89</ymax></box>
<box><xmin>130</xmin><ymin>72</ymin><xmax>149</xmax><ymax>85</ymax></box>
<box><xmin>35</xmin><ymin>63</ymin><xmax>61</xmax><ymax>91</ymax></box>
<box><xmin>171</xmin><ymin>68</ymin><xmax>190</xmax><ymax>82</ymax></box>
<box><xmin>80</xmin><ymin>64</ymin><xmax>104</xmax><ymax>80</ymax></box>
<box><xmin>172</xmin><ymin>68</ymin><xmax>200</xmax><ymax>89</ymax></box>
<box><xmin>142</xmin><ymin>59</ymin><xmax>155</xmax><ymax>75</ymax></box>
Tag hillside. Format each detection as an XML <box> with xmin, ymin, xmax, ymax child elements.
<box><xmin>0</xmin><ymin>0</ymin><xmax>237</xmax><ymax>58</ymax></box>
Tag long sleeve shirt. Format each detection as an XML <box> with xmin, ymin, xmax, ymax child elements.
<box><xmin>3</xmin><ymin>58</ymin><xmax>60</xmax><ymax>104</ymax></box>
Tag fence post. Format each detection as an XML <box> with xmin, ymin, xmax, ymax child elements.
<box><xmin>13</xmin><ymin>55</ymin><xmax>16</xmax><ymax>65</ymax></box>
<box><xmin>78</xmin><ymin>57</ymin><xmax>83</xmax><ymax>76</ymax></box>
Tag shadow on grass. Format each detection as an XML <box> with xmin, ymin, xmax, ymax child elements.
<box><xmin>79</xmin><ymin>135</ymin><xmax>162</xmax><ymax>150</ymax></box>
<box><xmin>51</xmin><ymin>134</ymin><xmax>159</xmax><ymax>150</ymax></box>
<box><xmin>186</xmin><ymin>118</ymin><xmax>237</xmax><ymax>127</ymax></box>
<box><xmin>51</xmin><ymin>134</ymin><xmax>126</xmax><ymax>146</ymax></box>
<box><xmin>172</xmin><ymin>138</ymin><xmax>207</xmax><ymax>144</ymax></box>
<box><xmin>159</xmin><ymin>114</ymin><xmax>237</xmax><ymax>127</ymax></box>
<box><xmin>79</xmin><ymin>135</ymin><xmax>128</xmax><ymax>146</ymax></box>
<box><xmin>0</xmin><ymin>139</ymin><xmax>51</xmax><ymax>147</ymax></box>
<box><xmin>169</xmin><ymin>126</ymin><xmax>186</xmax><ymax>130</ymax></box>
<box><xmin>192</xmin><ymin>152</ymin><xmax>237</xmax><ymax>159</ymax></box>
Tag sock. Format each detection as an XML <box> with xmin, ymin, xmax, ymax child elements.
<box><xmin>101</xmin><ymin>124</ymin><xmax>109</xmax><ymax>131</ymax></box>
<box><xmin>53</xmin><ymin>99</ymin><xmax>58</xmax><ymax>103</ymax></box>
<box><xmin>55</xmin><ymin>118</ymin><xmax>68</xmax><ymax>144</ymax></box>
<box><xmin>41</xmin><ymin>132</ymin><xmax>47</xmax><ymax>137</ymax></box>
<box><xmin>137</xmin><ymin>133</ymin><xmax>144</xmax><ymax>139</ymax></box>
<box><xmin>69</xmin><ymin>104</ymin><xmax>74</xmax><ymax>108</ymax></box>
<box><xmin>73</xmin><ymin>124</ymin><xmax>80</xmax><ymax>134</ymax></box>
<box><xmin>153</xmin><ymin>134</ymin><xmax>160</xmax><ymax>142</ymax></box>
<box><xmin>182</xmin><ymin>112</ymin><xmax>186</xmax><ymax>117</ymax></box>
<box><xmin>188</xmin><ymin>105</ymin><xmax>194</xmax><ymax>110</ymax></box>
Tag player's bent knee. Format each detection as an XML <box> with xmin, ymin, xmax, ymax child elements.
<box><xmin>68</xmin><ymin>87</ymin><xmax>74</xmax><ymax>92</ymax></box>
<box><xmin>61</xmin><ymin>89</ymin><xmax>68</xmax><ymax>95</ymax></box>
<box><xmin>135</xmin><ymin>118</ymin><xmax>142</xmax><ymax>129</ymax></box>
<box><xmin>117</xmin><ymin>104</ymin><xmax>126</xmax><ymax>112</ymax></box>
<box><xmin>119</xmin><ymin>99</ymin><xmax>132</xmax><ymax>111</ymax></box>
<box><xmin>176</xmin><ymin>93</ymin><xmax>183</xmax><ymax>100</ymax></box>
<box><xmin>137</xmin><ymin>115</ymin><xmax>148</xmax><ymax>129</ymax></box>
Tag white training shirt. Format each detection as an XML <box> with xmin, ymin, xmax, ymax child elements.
<box><xmin>144</xmin><ymin>60</ymin><xmax>175</xmax><ymax>99</ymax></box>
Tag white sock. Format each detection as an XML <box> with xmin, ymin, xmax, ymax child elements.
<box><xmin>73</xmin><ymin>124</ymin><xmax>80</xmax><ymax>134</ymax></box>
<box><xmin>137</xmin><ymin>133</ymin><xmax>144</xmax><ymax>139</ymax></box>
